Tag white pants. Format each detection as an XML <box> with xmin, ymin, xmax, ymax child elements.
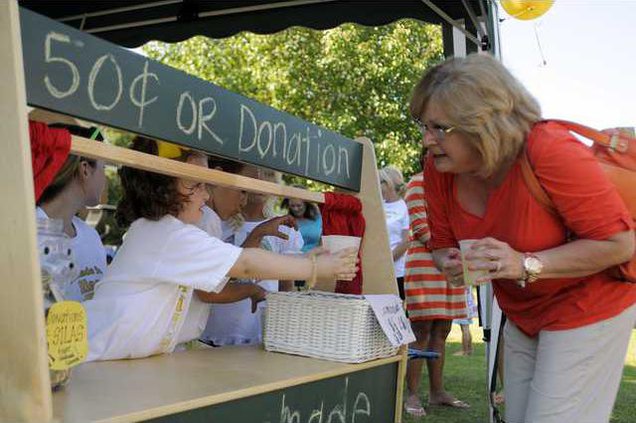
<box><xmin>504</xmin><ymin>303</ymin><xmax>636</xmax><ymax>423</ymax></box>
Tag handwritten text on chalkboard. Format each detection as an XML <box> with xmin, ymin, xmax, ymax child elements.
<box><xmin>20</xmin><ymin>8</ymin><xmax>362</xmax><ymax>190</ymax></box>
<box><xmin>146</xmin><ymin>364</ymin><xmax>397</xmax><ymax>423</ymax></box>
<box><xmin>275</xmin><ymin>377</ymin><xmax>370</xmax><ymax>423</ymax></box>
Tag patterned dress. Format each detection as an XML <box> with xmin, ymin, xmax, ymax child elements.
<box><xmin>404</xmin><ymin>173</ymin><xmax>467</xmax><ymax>321</ymax></box>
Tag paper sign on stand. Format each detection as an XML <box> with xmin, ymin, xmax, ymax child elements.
<box><xmin>46</xmin><ymin>301</ymin><xmax>88</xmax><ymax>370</ymax></box>
<box><xmin>365</xmin><ymin>294</ymin><xmax>415</xmax><ymax>347</ymax></box>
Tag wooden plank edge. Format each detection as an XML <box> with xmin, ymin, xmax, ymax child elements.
<box><xmin>87</xmin><ymin>354</ymin><xmax>403</xmax><ymax>423</ymax></box>
<box><xmin>0</xmin><ymin>2</ymin><xmax>52</xmax><ymax>422</ymax></box>
<box><xmin>70</xmin><ymin>135</ymin><xmax>325</xmax><ymax>204</ymax></box>
<box><xmin>394</xmin><ymin>347</ymin><xmax>408</xmax><ymax>423</ymax></box>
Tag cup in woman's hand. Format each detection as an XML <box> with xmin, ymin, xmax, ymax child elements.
<box><xmin>459</xmin><ymin>239</ymin><xmax>491</xmax><ymax>286</ymax></box>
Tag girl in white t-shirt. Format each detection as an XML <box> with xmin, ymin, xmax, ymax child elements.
<box><xmin>379</xmin><ymin>166</ymin><xmax>410</xmax><ymax>300</ymax></box>
<box><xmin>204</xmin><ymin>166</ymin><xmax>304</xmax><ymax>345</ymax></box>
<box><xmin>85</xmin><ymin>137</ymin><xmax>358</xmax><ymax>361</ymax></box>
<box><xmin>197</xmin><ymin>158</ymin><xmax>300</xmax><ymax>345</ymax></box>
<box><xmin>37</xmin><ymin>124</ymin><xmax>107</xmax><ymax>302</ymax></box>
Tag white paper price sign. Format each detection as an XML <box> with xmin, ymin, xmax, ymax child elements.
<box><xmin>365</xmin><ymin>295</ymin><xmax>415</xmax><ymax>347</ymax></box>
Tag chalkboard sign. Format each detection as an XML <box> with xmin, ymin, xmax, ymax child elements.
<box><xmin>148</xmin><ymin>363</ymin><xmax>397</xmax><ymax>423</ymax></box>
<box><xmin>19</xmin><ymin>8</ymin><xmax>362</xmax><ymax>191</ymax></box>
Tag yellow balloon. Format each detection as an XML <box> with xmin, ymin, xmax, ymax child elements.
<box><xmin>501</xmin><ymin>0</ymin><xmax>554</xmax><ymax>20</ymax></box>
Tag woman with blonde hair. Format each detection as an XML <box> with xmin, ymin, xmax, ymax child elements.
<box><xmin>378</xmin><ymin>165</ymin><xmax>409</xmax><ymax>300</ymax></box>
<box><xmin>411</xmin><ymin>53</ymin><xmax>635</xmax><ymax>422</ymax></box>
<box><xmin>37</xmin><ymin>124</ymin><xmax>107</xmax><ymax>302</ymax></box>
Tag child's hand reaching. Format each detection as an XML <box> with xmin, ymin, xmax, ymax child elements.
<box><xmin>315</xmin><ymin>247</ymin><xmax>359</xmax><ymax>282</ymax></box>
<box><xmin>250</xmin><ymin>284</ymin><xmax>268</xmax><ymax>313</ymax></box>
<box><xmin>242</xmin><ymin>216</ymin><xmax>297</xmax><ymax>247</ymax></box>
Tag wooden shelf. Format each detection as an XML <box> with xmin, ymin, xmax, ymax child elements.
<box><xmin>71</xmin><ymin>135</ymin><xmax>327</xmax><ymax>204</ymax></box>
<box><xmin>52</xmin><ymin>346</ymin><xmax>402</xmax><ymax>423</ymax></box>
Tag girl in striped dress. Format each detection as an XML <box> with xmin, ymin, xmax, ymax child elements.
<box><xmin>403</xmin><ymin>171</ymin><xmax>469</xmax><ymax>417</ymax></box>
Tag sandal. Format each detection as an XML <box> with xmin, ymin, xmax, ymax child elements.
<box><xmin>404</xmin><ymin>404</ymin><xmax>427</xmax><ymax>417</ymax></box>
<box><xmin>429</xmin><ymin>398</ymin><xmax>470</xmax><ymax>409</ymax></box>
<box><xmin>494</xmin><ymin>391</ymin><xmax>505</xmax><ymax>405</ymax></box>
<box><xmin>404</xmin><ymin>396</ymin><xmax>427</xmax><ymax>417</ymax></box>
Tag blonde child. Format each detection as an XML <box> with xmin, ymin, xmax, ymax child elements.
<box><xmin>205</xmin><ymin>166</ymin><xmax>303</xmax><ymax>345</ymax></box>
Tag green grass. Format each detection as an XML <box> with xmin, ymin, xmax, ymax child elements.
<box><xmin>403</xmin><ymin>324</ymin><xmax>636</xmax><ymax>423</ymax></box>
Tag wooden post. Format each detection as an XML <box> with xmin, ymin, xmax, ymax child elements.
<box><xmin>355</xmin><ymin>137</ymin><xmax>398</xmax><ymax>296</ymax></box>
<box><xmin>0</xmin><ymin>1</ymin><xmax>52</xmax><ymax>421</ymax></box>
<box><xmin>394</xmin><ymin>347</ymin><xmax>408</xmax><ymax>423</ymax></box>
<box><xmin>354</xmin><ymin>137</ymin><xmax>404</xmax><ymax>422</ymax></box>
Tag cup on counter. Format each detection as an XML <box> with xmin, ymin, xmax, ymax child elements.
<box><xmin>459</xmin><ymin>239</ymin><xmax>490</xmax><ymax>286</ymax></box>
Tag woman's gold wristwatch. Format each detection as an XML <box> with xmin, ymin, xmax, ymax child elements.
<box><xmin>518</xmin><ymin>253</ymin><xmax>544</xmax><ymax>288</ymax></box>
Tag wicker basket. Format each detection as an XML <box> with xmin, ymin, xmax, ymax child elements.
<box><xmin>263</xmin><ymin>291</ymin><xmax>399</xmax><ymax>363</ymax></box>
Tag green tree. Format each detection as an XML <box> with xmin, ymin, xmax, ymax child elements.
<box><xmin>97</xmin><ymin>128</ymin><xmax>134</xmax><ymax>246</ymax></box>
<box><xmin>144</xmin><ymin>21</ymin><xmax>442</xmax><ymax>183</ymax></box>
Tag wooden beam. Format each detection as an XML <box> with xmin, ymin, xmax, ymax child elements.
<box><xmin>355</xmin><ymin>137</ymin><xmax>398</xmax><ymax>296</ymax></box>
<box><xmin>0</xmin><ymin>1</ymin><xmax>52</xmax><ymax>421</ymax></box>
<box><xmin>70</xmin><ymin>135</ymin><xmax>326</xmax><ymax>204</ymax></box>
<box><xmin>394</xmin><ymin>347</ymin><xmax>408</xmax><ymax>422</ymax></box>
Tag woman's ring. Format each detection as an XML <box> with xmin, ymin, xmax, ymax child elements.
<box><xmin>493</xmin><ymin>261</ymin><xmax>502</xmax><ymax>274</ymax></box>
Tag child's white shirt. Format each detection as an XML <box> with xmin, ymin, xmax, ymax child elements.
<box><xmin>201</xmin><ymin>220</ymin><xmax>303</xmax><ymax>345</ymax></box>
<box><xmin>85</xmin><ymin>214</ymin><xmax>241</xmax><ymax>361</ymax></box>
<box><xmin>177</xmin><ymin>206</ymin><xmax>225</xmax><ymax>344</ymax></box>
<box><xmin>36</xmin><ymin>207</ymin><xmax>107</xmax><ymax>301</ymax></box>
<box><xmin>383</xmin><ymin>199</ymin><xmax>410</xmax><ymax>278</ymax></box>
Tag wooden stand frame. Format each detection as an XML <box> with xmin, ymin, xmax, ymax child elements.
<box><xmin>69</xmin><ymin>133</ymin><xmax>397</xmax><ymax>295</ymax></box>
<box><xmin>1</xmin><ymin>1</ymin><xmax>407</xmax><ymax>421</ymax></box>
<box><xmin>0</xmin><ymin>2</ymin><xmax>52</xmax><ymax>421</ymax></box>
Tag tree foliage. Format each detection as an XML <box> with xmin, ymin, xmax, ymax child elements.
<box><xmin>143</xmin><ymin>20</ymin><xmax>443</xmax><ymax>182</ymax></box>
<box><xmin>99</xmin><ymin>21</ymin><xmax>441</xmax><ymax>245</ymax></box>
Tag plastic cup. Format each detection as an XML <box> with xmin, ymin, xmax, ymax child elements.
<box><xmin>315</xmin><ymin>235</ymin><xmax>361</xmax><ymax>292</ymax></box>
<box><xmin>459</xmin><ymin>239</ymin><xmax>490</xmax><ymax>286</ymax></box>
<box><xmin>321</xmin><ymin>235</ymin><xmax>361</xmax><ymax>256</ymax></box>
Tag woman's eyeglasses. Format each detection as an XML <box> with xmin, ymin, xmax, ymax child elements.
<box><xmin>415</xmin><ymin>120</ymin><xmax>456</xmax><ymax>141</ymax></box>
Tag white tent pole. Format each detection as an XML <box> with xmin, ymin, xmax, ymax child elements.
<box><xmin>487</xmin><ymin>2</ymin><xmax>503</xmax><ymax>422</ymax></box>
<box><xmin>461</xmin><ymin>0</ymin><xmax>487</xmax><ymax>40</ymax></box>
<box><xmin>420</xmin><ymin>0</ymin><xmax>480</xmax><ymax>46</ymax></box>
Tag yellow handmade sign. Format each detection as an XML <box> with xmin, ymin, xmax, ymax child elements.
<box><xmin>46</xmin><ymin>301</ymin><xmax>88</xmax><ymax>370</ymax></box>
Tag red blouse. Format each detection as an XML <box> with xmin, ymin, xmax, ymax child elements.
<box><xmin>425</xmin><ymin>121</ymin><xmax>635</xmax><ymax>337</ymax></box>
